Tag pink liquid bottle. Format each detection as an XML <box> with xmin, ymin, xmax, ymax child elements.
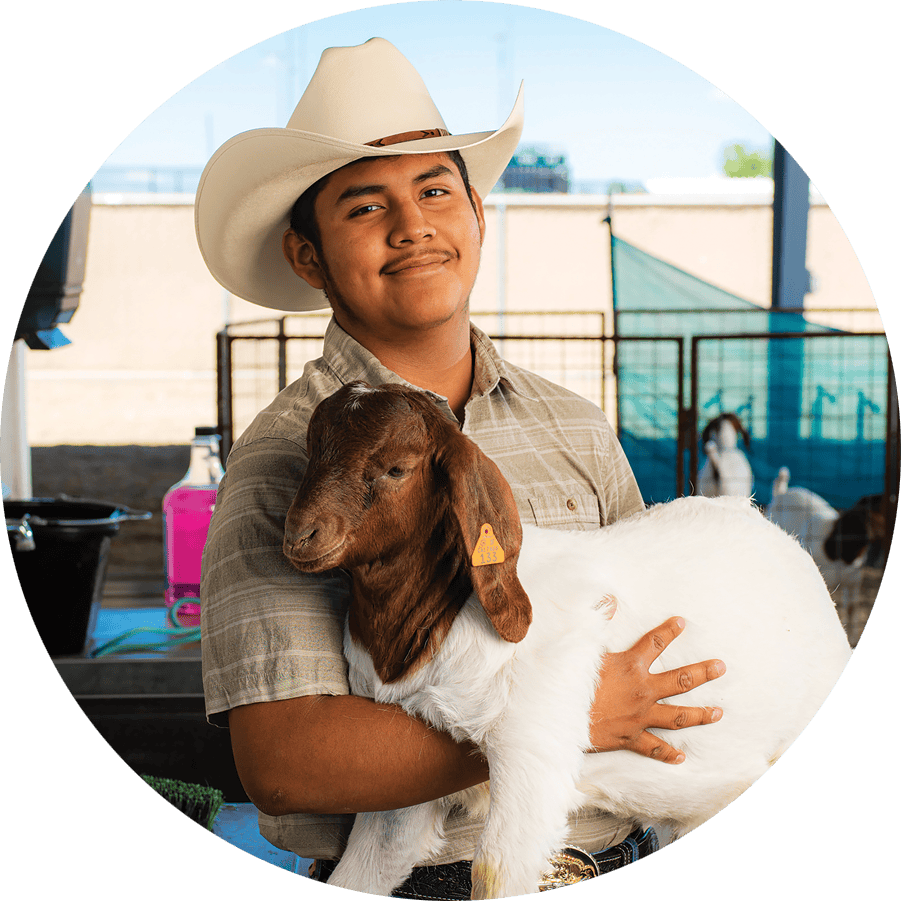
<box><xmin>163</xmin><ymin>427</ymin><xmax>225</xmax><ymax>627</ymax></box>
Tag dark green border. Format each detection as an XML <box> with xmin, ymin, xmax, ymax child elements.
<box><xmin>0</xmin><ymin>0</ymin><xmax>901</xmax><ymax>901</ymax></box>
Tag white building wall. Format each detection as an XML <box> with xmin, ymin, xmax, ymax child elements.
<box><xmin>19</xmin><ymin>192</ymin><xmax>881</xmax><ymax>446</ymax></box>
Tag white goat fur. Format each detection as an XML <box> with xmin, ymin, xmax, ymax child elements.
<box><xmin>766</xmin><ymin>468</ymin><xmax>867</xmax><ymax>615</ymax></box>
<box><xmin>329</xmin><ymin>495</ymin><xmax>851</xmax><ymax>897</ymax></box>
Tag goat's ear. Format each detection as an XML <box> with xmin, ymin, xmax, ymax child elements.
<box><xmin>733</xmin><ymin>416</ymin><xmax>751</xmax><ymax>449</ymax></box>
<box><xmin>433</xmin><ymin>427</ymin><xmax>532</xmax><ymax>644</ymax></box>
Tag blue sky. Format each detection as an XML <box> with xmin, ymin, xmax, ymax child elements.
<box><xmin>100</xmin><ymin>2</ymin><xmax>773</xmax><ymax>186</ymax></box>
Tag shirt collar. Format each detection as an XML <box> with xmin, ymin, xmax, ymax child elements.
<box><xmin>322</xmin><ymin>316</ymin><xmax>536</xmax><ymax>404</ymax></box>
<box><xmin>468</xmin><ymin>322</ymin><xmax>536</xmax><ymax>401</ymax></box>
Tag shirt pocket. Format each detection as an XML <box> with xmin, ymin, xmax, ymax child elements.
<box><xmin>527</xmin><ymin>491</ymin><xmax>602</xmax><ymax>531</ymax></box>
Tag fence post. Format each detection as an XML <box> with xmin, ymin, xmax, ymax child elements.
<box><xmin>885</xmin><ymin>352</ymin><xmax>899</xmax><ymax>559</ymax></box>
<box><xmin>675</xmin><ymin>337</ymin><xmax>686</xmax><ymax>497</ymax></box>
<box><xmin>688</xmin><ymin>336</ymin><xmax>701</xmax><ymax>495</ymax></box>
<box><xmin>278</xmin><ymin>317</ymin><xmax>288</xmax><ymax>392</ymax></box>
<box><xmin>216</xmin><ymin>328</ymin><xmax>234</xmax><ymax>460</ymax></box>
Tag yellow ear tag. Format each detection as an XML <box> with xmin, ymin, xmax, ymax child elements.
<box><xmin>472</xmin><ymin>523</ymin><xmax>505</xmax><ymax>567</ymax></box>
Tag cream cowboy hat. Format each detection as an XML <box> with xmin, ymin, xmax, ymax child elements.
<box><xmin>195</xmin><ymin>37</ymin><xmax>524</xmax><ymax>312</ymax></box>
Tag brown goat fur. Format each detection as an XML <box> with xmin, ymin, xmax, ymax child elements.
<box><xmin>823</xmin><ymin>493</ymin><xmax>887</xmax><ymax>565</ymax></box>
<box><xmin>284</xmin><ymin>382</ymin><xmax>532</xmax><ymax>683</ymax></box>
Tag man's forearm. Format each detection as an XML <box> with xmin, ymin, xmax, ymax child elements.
<box><xmin>229</xmin><ymin>694</ymin><xmax>489</xmax><ymax>816</ymax></box>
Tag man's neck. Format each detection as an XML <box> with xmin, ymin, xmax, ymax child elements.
<box><xmin>340</xmin><ymin>316</ymin><xmax>475</xmax><ymax>421</ymax></box>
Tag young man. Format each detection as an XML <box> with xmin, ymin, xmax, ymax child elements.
<box><xmin>195</xmin><ymin>38</ymin><xmax>725</xmax><ymax>891</ymax></box>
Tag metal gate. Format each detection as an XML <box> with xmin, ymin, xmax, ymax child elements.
<box><xmin>688</xmin><ymin>331</ymin><xmax>894</xmax><ymax>504</ymax></box>
<box><xmin>216</xmin><ymin>318</ymin><xmax>896</xmax><ymax>519</ymax></box>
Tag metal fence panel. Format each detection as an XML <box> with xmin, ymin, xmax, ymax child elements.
<box><xmin>690</xmin><ymin>332</ymin><xmax>891</xmax><ymax>509</ymax></box>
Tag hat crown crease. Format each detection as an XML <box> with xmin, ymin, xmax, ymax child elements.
<box><xmin>286</xmin><ymin>38</ymin><xmax>448</xmax><ymax>145</ymax></box>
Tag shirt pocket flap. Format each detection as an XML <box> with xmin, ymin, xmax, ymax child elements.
<box><xmin>527</xmin><ymin>491</ymin><xmax>601</xmax><ymax>530</ymax></box>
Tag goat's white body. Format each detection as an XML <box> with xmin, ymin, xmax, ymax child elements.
<box><xmin>329</xmin><ymin>496</ymin><xmax>850</xmax><ymax>898</ymax></box>
<box><xmin>766</xmin><ymin>484</ymin><xmax>865</xmax><ymax>614</ymax></box>
<box><xmin>767</xmin><ymin>486</ymin><xmax>840</xmax><ymax>559</ymax></box>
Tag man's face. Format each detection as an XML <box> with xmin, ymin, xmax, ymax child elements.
<box><xmin>285</xmin><ymin>152</ymin><xmax>485</xmax><ymax>344</ymax></box>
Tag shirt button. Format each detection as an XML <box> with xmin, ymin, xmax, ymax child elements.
<box><xmin>566</xmin><ymin>498</ymin><xmax>577</xmax><ymax>511</ymax></box>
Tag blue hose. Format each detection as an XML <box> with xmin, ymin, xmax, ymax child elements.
<box><xmin>90</xmin><ymin>598</ymin><xmax>201</xmax><ymax>657</ymax></box>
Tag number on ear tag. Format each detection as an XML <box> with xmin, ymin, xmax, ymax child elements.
<box><xmin>472</xmin><ymin>523</ymin><xmax>505</xmax><ymax>567</ymax></box>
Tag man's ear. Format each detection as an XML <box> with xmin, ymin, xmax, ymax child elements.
<box><xmin>470</xmin><ymin>187</ymin><xmax>486</xmax><ymax>246</ymax></box>
<box><xmin>282</xmin><ymin>230</ymin><xmax>327</xmax><ymax>290</ymax></box>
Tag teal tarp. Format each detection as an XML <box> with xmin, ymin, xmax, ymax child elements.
<box><xmin>611</xmin><ymin>236</ymin><xmax>888</xmax><ymax>507</ymax></box>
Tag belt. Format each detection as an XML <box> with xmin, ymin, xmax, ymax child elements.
<box><xmin>310</xmin><ymin>827</ymin><xmax>659</xmax><ymax>898</ymax></box>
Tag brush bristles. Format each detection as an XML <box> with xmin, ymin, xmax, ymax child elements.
<box><xmin>142</xmin><ymin>775</ymin><xmax>225</xmax><ymax>830</ymax></box>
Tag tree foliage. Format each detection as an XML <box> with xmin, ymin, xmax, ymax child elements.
<box><xmin>723</xmin><ymin>143</ymin><xmax>773</xmax><ymax>178</ymax></box>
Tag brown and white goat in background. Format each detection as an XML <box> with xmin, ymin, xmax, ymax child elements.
<box><xmin>284</xmin><ymin>382</ymin><xmax>851</xmax><ymax>899</ymax></box>
<box><xmin>696</xmin><ymin>413</ymin><xmax>753</xmax><ymax>498</ymax></box>
<box><xmin>767</xmin><ymin>466</ymin><xmax>886</xmax><ymax>621</ymax></box>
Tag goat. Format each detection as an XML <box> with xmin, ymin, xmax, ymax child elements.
<box><xmin>696</xmin><ymin>413</ymin><xmax>753</xmax><ymax>498</ymax></box>
<box><xmin>284</xmin><ymin>382</ymin><xmax>851</xmax><ymax>899</ymax></box>
<box><xmin>766</xmin><ymin>467</ymin><xmax>885</xmax><ymax>619</ymax></box>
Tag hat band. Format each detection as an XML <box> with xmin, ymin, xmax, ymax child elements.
<box><xmin>365</xmin><ymin>127</ymin><xmax>450</xmax><ymax>147</ymax></box>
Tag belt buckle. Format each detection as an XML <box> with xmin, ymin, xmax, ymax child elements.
<box><xmin>538</xmin><ymin>846</ymin><xmax>599</xmax><ymax>891</ymax></box>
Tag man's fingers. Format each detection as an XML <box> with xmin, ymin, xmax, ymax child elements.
<box><xmin>647</xmin><ymin>703</ymin><xmax>723</xmax><ymax>731</ymax></box>
<box><xmin>654</xmin><ymin>659</ymin><xmax>726</xmax><ymax>699</ymax></box>
<box><xmin>630</xmin><ymin>616</ymin><xmax>687</xmax><ymax>667</ymax></box>
<box><xmin>629</xmin><ymin>730</ymin><xmax>687</xmax><ymax>765</ymax></box>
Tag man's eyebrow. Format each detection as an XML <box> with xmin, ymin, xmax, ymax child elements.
<box><xmin>334</xmin><ymin>164</ymin><xmax>456</xmax><ymax>205</ymax></box>
<box><xmin>413</xmin><ymin>164</ymin><xmax>454</xmax><ymax>183</ymax></box>
<box><xmin>335</xmin><ymin>183</ymin><xmax>387</xmax><ymax>204</ymax></box>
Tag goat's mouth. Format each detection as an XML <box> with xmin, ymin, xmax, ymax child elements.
<box><xmin>285</xmin><ymin>536</ymin><xmax>347</xmax><ymax>572</ymax></box>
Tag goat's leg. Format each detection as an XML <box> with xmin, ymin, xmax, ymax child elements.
<box><xmin>327</xmin><ymin>802</ymin><xmax>446</xmax><ymax>896</ymax></box>
<box><xmin>470</xmin><ymin>727</ymin><xmax>590</xmax><ymax>898</ymax></box>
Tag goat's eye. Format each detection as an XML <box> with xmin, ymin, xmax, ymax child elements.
<box><xmin>387</xmin><ymin>466</ymin><xmax>406</xmax><ymax>479</ymax></box>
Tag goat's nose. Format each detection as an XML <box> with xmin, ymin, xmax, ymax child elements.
<box><xmin>295</xmin><ymin>525</ymin><xmax>317</xmax><ymax>544</ymax></box>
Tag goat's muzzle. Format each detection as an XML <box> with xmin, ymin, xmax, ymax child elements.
<box><xmin>284</xmin><ymin>507</ymin><xmax>350</xmax><ymax>573</ymax></box>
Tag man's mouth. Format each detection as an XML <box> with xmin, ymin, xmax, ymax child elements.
<box><xmin>382</xmin><ymin>251</ymin><xmax>453</xmax><ymax>275</ymax></box>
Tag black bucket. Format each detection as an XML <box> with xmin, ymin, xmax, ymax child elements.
<box><xmin>5</xmin><ymin>497</ymin><xmax>151</xmax><ymax>656</ymax></box>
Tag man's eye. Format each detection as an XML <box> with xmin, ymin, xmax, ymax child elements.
<box><xmin>349</xmin><ymin>204</ymin><xmax>381</xmax><ymax>217</ymax></box>
<box><xmin>422</xmin><ymin>188</ymin><xmax>447</xmax><ymax>198</ymax></box>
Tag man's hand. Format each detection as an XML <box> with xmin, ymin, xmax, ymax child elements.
<box><xmin>589</xmin><ymin>616</ymin><xmax>725</xmax><ymax>764</ymax></box>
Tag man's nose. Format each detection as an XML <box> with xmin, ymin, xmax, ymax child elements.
<box><xmin>388</xmin><ymin>200</ymin><xmax>437</xmax><ymax>245</ymax></box>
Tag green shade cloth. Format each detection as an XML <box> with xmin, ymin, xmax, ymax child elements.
<box><xmin>610</xmin><ymin>236</ymin><xmax>888</xmax><ymax>507</ymax></box>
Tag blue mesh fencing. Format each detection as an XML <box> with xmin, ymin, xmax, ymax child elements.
<box><xmin>611</xmin><ymin>236</ymin><xmax>889</xmax><ymax>509</ymax></box>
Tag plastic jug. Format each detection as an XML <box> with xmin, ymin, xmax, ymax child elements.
<box><xmin>163</xmin><ymin>427</ymin><xmax>224</xmax><ymax>627</ymax></box>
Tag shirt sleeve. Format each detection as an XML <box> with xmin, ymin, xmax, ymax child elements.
<box><xmin>595</xmin><ymin>409</ymin><xmax>646</xmax><ymax>523</ymax></box>
<box><xmin>200</xmin><ymin>434</ymin><xmax>351</xmax><ymax>727</ymax></box>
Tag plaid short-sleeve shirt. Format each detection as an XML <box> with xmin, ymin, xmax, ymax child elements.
<box><xmin>200</xmin><ymin>317</ymin><xmax>645</xmax><ymax>862</ymax></box>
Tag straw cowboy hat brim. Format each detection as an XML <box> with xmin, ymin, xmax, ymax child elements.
<box><xmin>195</xmin><ymin>38</ymin><xmax>524</xmax><ymax>312</ymax></box>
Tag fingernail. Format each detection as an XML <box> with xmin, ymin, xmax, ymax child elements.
<box><xmin>674</xmin><ymin>752</ymin><xmax>685</xmax><ymax>764</ymax></box>
<box><xmin>712</xmin><ymin>660</ymin><xmax>726</xmax><ymax>676</ymax></box>
<box><xmin>711</xmin><ymin>707</ymin><xmax>723</xmax><ymax>721</ymax></box>
<box><xmin>675</xmin><ymin>617</ymin><xmax>685</xmax><ymax>630</ymax></box>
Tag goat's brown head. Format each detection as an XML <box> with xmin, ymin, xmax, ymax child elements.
<box><xmin>824</xmin><ymin>493</ymin><xmax>888</xmax><ymax>565</ymax></box>
<box><xmin>702</xmin><ymin>412</ymin><xmax>751</xmax><ymax>450</ymax></box>
<box><xmin>284</xmin><ymin>381</ymin><xmax>532</xmax><ymax>644</ymax></box>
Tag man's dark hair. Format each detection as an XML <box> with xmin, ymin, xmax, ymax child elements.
<box><xmin>288</xmin><ymin>149</ymin><xmax>474</xmax><ymax>257</ymax></box>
